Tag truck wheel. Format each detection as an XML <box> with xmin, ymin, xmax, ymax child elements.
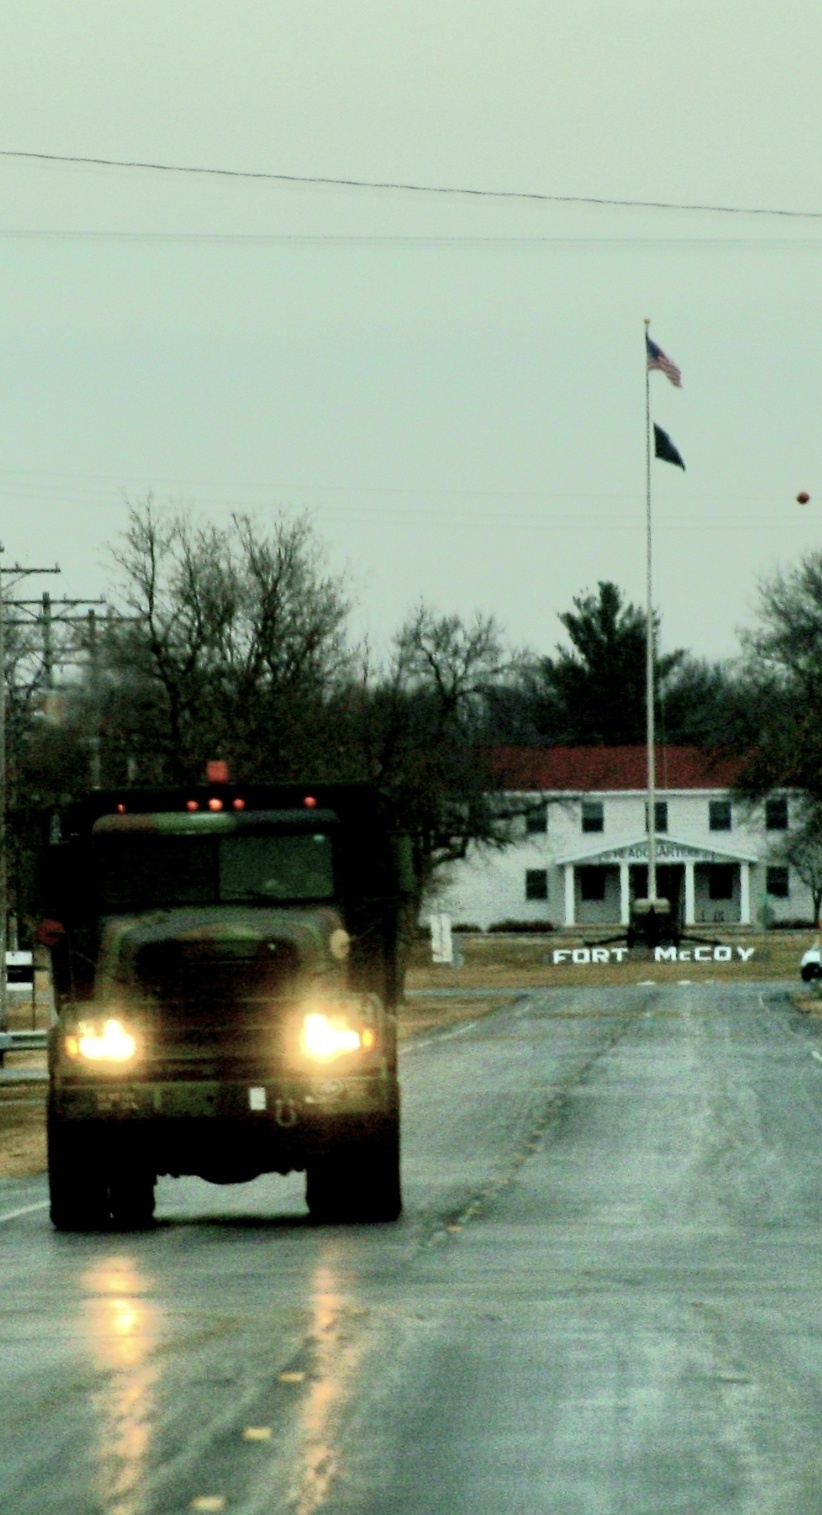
<box><xmin>109</xmin><ymin>1168</ymin><xmax>157</xmax><ymax>1230</ymax></box>
<box><xmin>306</xmin><ymin>1118</ymin><xmax>402</xmax><ymax>1224</ymax></box>
<box><xmin>47</xmin><ymin>1117</ymin><xmax>109</xmax><ymax>1232</ymax></box>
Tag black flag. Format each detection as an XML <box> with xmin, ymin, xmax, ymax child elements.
<box><xmin>653</xmin><ymin>424</ymin><xmax>685</xmax><ymax>470</ymax></box>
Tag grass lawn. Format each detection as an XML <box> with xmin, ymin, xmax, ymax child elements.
<box><xmin>405</xmin><ymin>927</ymin><xmax>811</xmax><ymax>993</ymax></box>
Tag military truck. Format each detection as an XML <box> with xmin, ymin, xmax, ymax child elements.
<box><xmin>38</xmin><ymin>780</ymin><xmax>411</xmax><ymax>1231</ymax></box>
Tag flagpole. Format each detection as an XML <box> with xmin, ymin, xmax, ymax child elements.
<box><xmin>644</xmin><ymin>317</ymin><xmax>657</xmax><ymax>901</ymax></box>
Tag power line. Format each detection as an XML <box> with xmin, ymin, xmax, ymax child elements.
<box><xmin>0</xmin><ymin>230</ymin><xmax>821</xmax><ymax>246</ymax></box>
<box><xmin>2</xmin><ymin>148</ymin><xmax>822</xmax><ymax>221</ymax></box>
<box><xmin>0</xmin><ymin>490</ymin><xmax>810</xmax><ymax>531</ymax></box>
<box><xmin>0</xmin><ymin>468</ymin><xmax>809</xmax><ymax>504</ymax></box>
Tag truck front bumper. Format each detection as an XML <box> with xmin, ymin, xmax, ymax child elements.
<box><xmin>49</xmin><ymin>1071</ymin><xmax>399</xmax><ymax>1177</ymax></box>
<box><xmin>52</xmin><ymin>1070</ymin><xmax>396</xmax><ymax>1123</ymax></box>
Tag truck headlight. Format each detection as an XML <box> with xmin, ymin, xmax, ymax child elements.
<box><xmin>64</xmin><ymin>1018</ymin><xmax>138</xmax><ymax>1065</ymax></box>
<box><xmin>299</xmin><ymin>1011</ymin><xmax>376</xmax><ymax>1062</ymax></box>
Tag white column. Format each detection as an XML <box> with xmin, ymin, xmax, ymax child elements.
<box><xmin>564</xmin><ymin>865</ymin><xmax>576</xmax><ymax>926</ymax></box>
<box><xmin>739</xmin><ymin>861</ymin><xmax>750</xmax><ymax>924</ymax></box>
<box><xmin>684</xmin><ymin>861</ymin><xmax>696</xmax><ymax>926</ymax></box>
<box><xmin>619</xmin><ymin>862</ymin><xmax>630</xmax><ymax>925</ymax></box>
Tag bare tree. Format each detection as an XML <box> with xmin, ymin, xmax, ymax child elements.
<box><xmin>339</xmin><ymin>605</ymin><xmax>529</xmax><ymax>906</ymax></box>
<box><xmin>732</xmin><ymin>552</ymin><xmax>822</xmax><ymax>804</ymax></box>
<box><xmin>98</xmin><ymin>500</ymin><xmax>354</xmax><ymax>783</ymax></box>
<box><xmin>773</xmin><ymin>809</ymin><xmax>822</xmax><ymax>924</ymax></box>
<box><xmin>29</xmin><ymin>511</ymin><xmax>541</xmax><ymax>936</ymax></box>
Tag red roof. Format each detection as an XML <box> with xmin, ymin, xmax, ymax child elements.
<box><xmin>492</xmin><ymin>745</ymin><xmax>741</xmax><ymax>793</ymax></box>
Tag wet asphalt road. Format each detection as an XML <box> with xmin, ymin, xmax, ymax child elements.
<box><xmin>3</xmin><ymin>981</ymin><xmax>822</xmax><ymax>1514</ymax></box>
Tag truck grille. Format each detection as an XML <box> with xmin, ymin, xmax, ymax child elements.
<box><xmin>142</xmin><ymin>1021</ymin><xmax>288</xmax><ymax>1080</ymax></box>
<box><xmin>132</xmin><ymin>937</ymin><xmax>300</xmax><ymax>1077</ymax></box>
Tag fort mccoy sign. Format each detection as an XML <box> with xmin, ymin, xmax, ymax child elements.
<box><xmin>551</xmin><ymin>945</ymin><xmax>756</xmax><ymax>965</ymax></box>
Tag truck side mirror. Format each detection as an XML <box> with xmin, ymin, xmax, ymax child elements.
<box><xmin>389</xmin><ymin>835</ymin><xmax>416</xmax><ymax>898</ymax></box>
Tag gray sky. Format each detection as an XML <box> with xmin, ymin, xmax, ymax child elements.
<box><xmin>2</xmin><ymin>2</ymin><xmax>822</xmax><ymax>666</ymax></box>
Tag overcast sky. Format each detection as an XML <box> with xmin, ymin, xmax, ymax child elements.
<box><xmin>2</xmin><ymin>3</ymin><xmax>822</xmax><ymax>668</ymax></box>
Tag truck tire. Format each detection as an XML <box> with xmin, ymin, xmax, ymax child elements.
<box><xmin>109</xmin><ymin>1167</ymin><xmax>157</xmax><ymax>1230</ymax></box>
<box><xmin>306</xmin><ymin>1117</ymin><xmax>402</xmax><ymax>1224</ymax></box>
<box><xmin>47</xmin><ymin>1116</ymin><xmax>109</xmax><ymax>1232</ymax></box>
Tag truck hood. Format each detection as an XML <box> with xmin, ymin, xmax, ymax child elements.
<box><xmin>94</xmin><ymin>904</ymin><xmax>348</xmax><ymax>1006</ymax></box>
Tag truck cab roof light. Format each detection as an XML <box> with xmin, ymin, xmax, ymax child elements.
<box><xmin>304</xmin><ymin>795</ymin><xmax>318</xmax><ymax>809</ymax></box>
<box><xmin>116</xmin><ymin>803</ymin><xmax>127</xmax><ymax>814</ymax></box>
<box><xmin>186</xmin><ymin>800</ymin><xmax>199</xmax><ymax>812</ymax></box>
<box><xmin>232</xmin><ymin>798</ymin><xmax>246</xmax><ymax>811</ymax></box>
<box><xmin>208</xmin><ymin>798</ymin><xmax>223</xmax><ymax>812</ymax></box>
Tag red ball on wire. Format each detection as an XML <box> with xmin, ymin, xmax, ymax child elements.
<box><xmin>797</xmin><ymin>491</ymin><xmax>811</xmax><ymax>504</ymax></box>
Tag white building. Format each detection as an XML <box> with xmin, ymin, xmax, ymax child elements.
<box><xmin>431</xmin><ymin>746</ymin><xmax>806</xmax><ymax>930</ymax></box>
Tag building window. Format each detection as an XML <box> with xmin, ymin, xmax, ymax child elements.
<box><xmin>525</xmin><ymin>804</ymin><xmax>547</xmax><ymax>834</ymax></box>
<box><xmin>766</xmin><ymin>866</ymin><xmax>790</xmax><ymax>898</ymax></box>
<box><xmin>709</xmin><ymin>799</ymin><xmax>732</xmax><ymax>832</ymax></box>
<box><xmin>581</xmin><ymin>800</ymin><xmax>604</xmax><ymax>833</ymax></box>
<box><xmin>579</xmin><ymin>866</ymin><xmax>606</xmax><ymax>901</ymax></box>
<box><xmin>765</xmin><ymin>797</ymin><xmax>788</xmax><ymax>831</ymax></box>
<box><xmin>645</xmin><ymin>800</ymin><xmax>668</xmax><ymax>833</ymax></box>
<box><xmin>525</xmin><ymin>869</ymin><xmax>548</xmax><ymax>900</ymax></box>
<box><xmin>708</xmin><ymin>865</ymin><xmax>735</xmax><ymax>900</ymax></box>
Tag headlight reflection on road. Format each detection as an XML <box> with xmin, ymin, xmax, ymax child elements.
<box><xmin>82</xmin><ymin>1257</ymin><xmax>159</xmax><ymax>1515</ymax></box>
<box><xmin>288</xmin><ymin>1252</ymin><xmax>369</xmax><ymax>1515</ymax></box>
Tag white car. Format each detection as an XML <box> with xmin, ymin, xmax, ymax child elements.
<box><xmin>800</xmin><ymin>943</ymin><xmax>822</xmax><ymax>982</ymax></box>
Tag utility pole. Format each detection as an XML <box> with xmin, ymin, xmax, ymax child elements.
<box><xmin>0</xmin><ymin>584</ymin><xmax>128</xmax><ymax>1039</ymax></box>
<box><xmin>0</xmin><ymin>552</ymin><xmax>60</xmax><ymax>1037</ymax></box>
<box><xmin>87</xmin><ymin>608</ymin><xmax>101</xmax><ymax>787</ymax></box>
<box><xmin>12</xmin><ymin>594</ymin><xmax>107</xmax><ymax>780</ymax></box>
<box><xmin>42</xmin><ymin>591</ymin><xmax>54</xmax><ymax>690</ymax></box>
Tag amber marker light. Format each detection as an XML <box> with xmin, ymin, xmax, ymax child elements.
<box><xmin>186</xmin><ymin>800</ymin><xmax>199</xmax><ymax>812</ymax></box>
<box><xmin>232</xmin><ymin>797</ymin><xmax>246</xmax><ymax>811</ymax></box>
<box><xmin>208</xmin><ymin>797</ymin><xmax>224</xmax><ymax>812</ymax></box>
<box><xmin>303</xmin><ymin>795</ymin><xmax>318</xmax><ymax>808</ymax></box>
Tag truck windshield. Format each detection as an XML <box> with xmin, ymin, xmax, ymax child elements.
<box><xmin>96</xmin><ymin>832</ymin><xmax>335</xmax><ymax>910</ymax></box>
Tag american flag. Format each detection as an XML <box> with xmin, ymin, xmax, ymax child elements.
<box><xmin>646</xmin><ymin>334</ymin><xmax>682</xmax><ymax>388</ymax></box>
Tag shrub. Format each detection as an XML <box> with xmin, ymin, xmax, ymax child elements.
<box><xmin>487</xmin><ymin>919</ymin><xmax>555</xmax><ymax>934</ymax></box>
<box><xmin>767</xmin><ymin>918</ymin><xmax>817</xmax><ymax>930</ymax></box>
